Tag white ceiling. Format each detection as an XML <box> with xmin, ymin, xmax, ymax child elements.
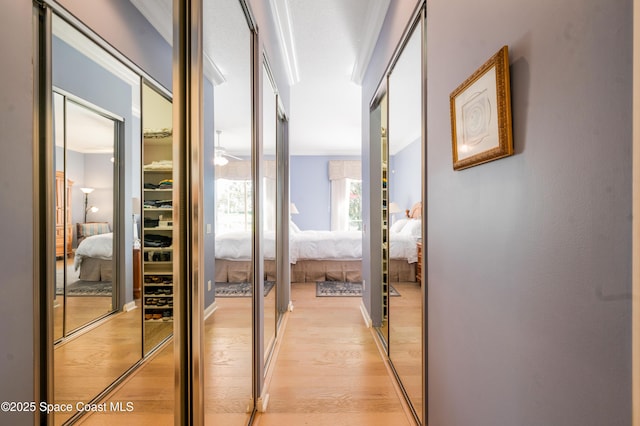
<box><xmin>129</xmin><ymin>0</ymin><xmax>402</xmax><ymax>156</ymax></box>
<box><xmin>287</xmin><ymin>0</ymin><xmax>365</xmax><ymax>155</ymax></box>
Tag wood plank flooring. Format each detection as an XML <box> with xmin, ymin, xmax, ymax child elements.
<box><xmin>252</xmin><ymin>283</ymin><xmax>411</xmax><ymax>426</ymax></box>
<box><xmin>78</xmin><ymin>282</ymin><xmax>412</xmax><ymax>425</ymax></box>
<box><xmin>55</xmin><ymin>305</ymin><xmax>143</xmax><ymax>425</ymax></box>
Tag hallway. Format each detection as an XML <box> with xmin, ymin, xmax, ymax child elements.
<box><xmin>79</xmin><ymin>283</ymin><xmax>411</xmax><ymax>425</ymax></box>
<box><xmin>252</xmin><ymin>283</ymin><xmax>411</xmax><ymax>425</ymax></box>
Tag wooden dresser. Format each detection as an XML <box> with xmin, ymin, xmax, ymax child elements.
<box><xmin>416</xmin><ymin>241</ymin><xmax>422</xmax><ymax>285</ymax></box>
<box><xmin>55</xmin><ymin>171</ymin><xmax>73</xmax><ymax>258</ymax></box>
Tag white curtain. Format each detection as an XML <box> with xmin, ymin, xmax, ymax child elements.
<box><xmin>331</xmin><ymin>178</ymin><xmax>349</xmax><ymax>231</ymax></box>
<box><xmin>329</xmin><ymin>160</ymin><xmax>361</xmax><ymax>231</ymax></box>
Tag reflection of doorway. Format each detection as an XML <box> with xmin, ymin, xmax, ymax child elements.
<box><xmin>53</xmin><ymin>91</ymin><xmax>120</xmax><ymax>340</ymax></box>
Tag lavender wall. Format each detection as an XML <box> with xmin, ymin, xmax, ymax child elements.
<box><xmin>56</xmin><ymin>0</ymin><xmax>172</xmax><ymax>89</ymax></box>
<box><xmin>0</xmin><ymin>2</ymin><xmax>37</xmax><ymax>423</ymax></box>
<box><xmin>426</xmin><ymin>0</ymin><xmax>632</xmax><ymax>425</ymax></box>
<box><xmin>290</xmin><ymin>155</ymin><xmax>361</xmax><ymax>230</ymax></box>
<box><xmin>389</xmin><ymin>138</ymin><xmax>421</xmax><ymax>215</ymax></box>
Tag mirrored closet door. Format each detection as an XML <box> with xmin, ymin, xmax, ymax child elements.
<box><xmin>50</xmin><ymin>12</ymin><xmax>144</xmax><ymax>425</ymax></box>
<box><xmin>204</xmin><ymin>0</ymin><xmax>255</xmax><ymax>422</ymax></box>
<box><xmin>53</xmin><ymin>92</ymin><xmax>118</xmax><ymax>338</ymax></box>
<box><xmin>263</xmin><ymin>60</ymin><xmax>278</xmax><ymax>366</ymax></box>
<box><xmin>387</xmin><ymin>19</ymin><xmax>424</xmax><ymax>423</ymax></box>
<box><xmin>372</xmin><ymin>9</ymin><xmax>425</xmax><ymax>425</ymax></box>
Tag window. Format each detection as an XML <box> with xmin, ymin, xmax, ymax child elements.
<box><xmin>215</xmin><ymin>179</ymin><xmax>253</xmax><ymax>233</ymax></box>
<box><xmin>348</xmin><ymin>179</ymin><xmax>362</xmax><ymax>231</ymax></box>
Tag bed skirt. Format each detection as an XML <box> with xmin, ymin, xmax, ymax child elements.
<box><xmin>214</xmin><ymin>259</ymin><xmax>277</xmax><ymax>282</ymax></box>
<box><xmin>214</xmin><ymin>258</ymin><xmax>415</xmax><ymax>283</ymax></box>
<box><xmin>79</xmin><ymin>257</ymin><xmax>113</xmax><ymax>281</ymax></box>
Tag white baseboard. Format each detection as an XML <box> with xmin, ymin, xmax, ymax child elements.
<box><xmin>204</xmin><ymin>301</ymin><xmax>218</xmax><ymax>320</ymax></box>
<box><xmin>257</xmin><ymin>393</ymin><xmax>269</xmax><ymax>412</ymax></box>
<box><xmin>360</xmin><ymin>300</ymin><xmax>372</xmax><ymax>328</ymax></box>
<box><xmin>123</xmin><ymin>301</ymin><xmax>137</xmax><ymax>312</ymax></box>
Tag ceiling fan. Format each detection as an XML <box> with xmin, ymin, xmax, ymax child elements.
<box><xmin>214</xmin><ymin>130</ymin><xmax>241</xmax><ymax>166</ymax></box>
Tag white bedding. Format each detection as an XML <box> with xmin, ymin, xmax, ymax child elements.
<box><xmin>74</xmin><ymin>232</ymin><xmax>113</xmax><ymax>270</ymax></box>
<box><xmin>214</xmin><ymin>228</ymin><xmax>418</xmax><ymax>263</ymax></box>
<box><xmin>389</xmin><ymin>232</ymin><xmax>419</xmax><ymax>263</ymax></box>
<box><xmin>215</xmin><ymin>231</ymin><xmax>276</xmax><ymax>261</ymax></box>
<box><xmin>290</xmin><ymin>230</ymin><xmax>362</xmax><ymax>263</ymax></box>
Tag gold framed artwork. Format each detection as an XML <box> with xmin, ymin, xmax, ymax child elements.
<box><xmin>450</xmin><ymin>46</ymin><xmax>513</xmax><ymax>170</ymax></box>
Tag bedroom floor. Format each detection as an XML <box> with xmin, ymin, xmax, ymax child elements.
<box><xmin>74</xmin><ymin>282</ymin><xmax>415</xmax><ymax>425</ymax></box>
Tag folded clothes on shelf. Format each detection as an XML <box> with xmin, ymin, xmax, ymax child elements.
<box><xmin>143</xmin><ymin>199</ymin><xmax>173</xmax><ymax>209</ymax></box>
<box><xmin>144</xmin><ymin>234</ymin><xmax>172</xmax><ymax>248</ymax></box>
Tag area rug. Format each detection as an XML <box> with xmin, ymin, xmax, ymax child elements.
<box><xmin>215</xmin><ymin>281</ymin><xmax>275</xmax><ymax>297</ymax></box>
<box><xmin>316</xmin><ymin>281</ymin><xmax>400</xmax><ymax>297</ymax></box>
<box><xmin>65</xmin><ymin>280</ymin><xmax>113</xmax><ymax>297</ymax></box>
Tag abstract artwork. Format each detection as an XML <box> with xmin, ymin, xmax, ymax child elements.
<box><xmin>450</xmin><ymin>46</ymin><xmax>513</xmax><ymax>170</ymax></box>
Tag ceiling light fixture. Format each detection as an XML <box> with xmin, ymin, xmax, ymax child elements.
<box><xmin>214</xmin><ymin>130</ymin><xmax>229</xmax><ymax>166</ymax></box>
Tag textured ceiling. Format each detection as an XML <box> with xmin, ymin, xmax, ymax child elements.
<box><xmin>286</xmin><ymin>0</ymin><xmax>368</xmax><ymax>155</ymax></box>
<box><xmin>129</xmin><ymin>0</ymin><xmax>408</xmax><ymax>156</ymax></box>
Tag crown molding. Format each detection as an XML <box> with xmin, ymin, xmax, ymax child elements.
<box><xmin>350</xmin><ymin>0</ymin><xmax>390</xmax><ymax>85</ymax></box>
<box><xmin>269</xmin><ymin>0</ymin><xmax>300</xmax><ymax>85</ymax></box>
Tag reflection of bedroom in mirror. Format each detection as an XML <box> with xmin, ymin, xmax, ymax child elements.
<box><xmin>387</xmin><ymin>20</ymin><xmax>424</xmax><ymax>424</ymax></box>
<box><xmin>205</xmin><ymin>0</ymin><xmax>255</xmax><ymax>421</ymax></box>
<box><xmin>53</xmin><ymin>93</ymin><xmax>117</xmax><ymax>337</ymax></box>
<box><xmin>51</xmin><ymin>13</ymin><xmax>143</xmax><ymax>425</ymax></box>
<box><xmin>263</xmin><ymin>59</ymin><xmax>278</xmax><ymax>366</ymax></box>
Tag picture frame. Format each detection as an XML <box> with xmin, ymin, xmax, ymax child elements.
<box><xmin>450</xmin><ymin>46</ymin><xmax>513</xmax><ymax>170</ymax></box>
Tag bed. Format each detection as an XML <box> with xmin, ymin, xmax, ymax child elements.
<box><xmin>214</xmin><ymin>231</ymin><xmax>277</xmax><ymax>282</ymax></box>
<box><xmin>74</xmin><ymin>222</ymin><xmax>113</xmax><ymax>281</ymax></box>
<box><xmin>214</xmin><ymin>202</ymin><xmax>422</xmax><ymax>283</ymax></box>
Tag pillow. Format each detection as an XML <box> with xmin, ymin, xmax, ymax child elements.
<box><xmin>390</xmin><ymin>218</ymin><xmax>408</xmax><ymax>233</ymax></box>
<box><xmin>77</xmin><ymin>222</ymin><xmax>111</xmax><ymax>238</ymax></box>
<box><xmin>400</xmin><ymin>219</ymin><xmax>421</xmax><ymax>237</ymax></box>
<box><xmin>290</xmin><ymin>221</ymin><xmax>301</xmax><ymax>234</ymax></box>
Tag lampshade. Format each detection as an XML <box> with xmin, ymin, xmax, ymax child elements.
<box><xmin>80</xmin><ymin>187</ymin><xmax>94</xmax><ymax>194</ymax></box>
<box><xmin>389</xmin><ymin>202</ymin><xmax>401</xmax><ymax>214</ymax></box>
<box><xmin>290</xmin><ymin>203</ymin><xmax>299</xmax><ymax>214</ymax></box>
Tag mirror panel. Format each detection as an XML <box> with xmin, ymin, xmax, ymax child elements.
<box><xmin>263</xmin><ymin>62</ymin><xmax>277</xmax><ymax>364</ymax></box>
<box><xmin>371</xmin><ymin>90</ymin><xmax>389</xmax><ymax>347</ymax></box>
<box><xmin>53</xmin><ymin>92</ymin><xmax>66</xmax><ymax>342</ymax></box>
<box><xmin>205</xmin><ymin>0</ymin><xmax>254</xmax><ymax>422</ymax></box>
<box><xmin>51</xmin><ymin>14</ymin><xmax>143</xmax><ymax>425</ymax></box>
<box><xmin>388</xmin><ymin>23</ymin><xmax>423</xmax><ymax>423</ymax></box>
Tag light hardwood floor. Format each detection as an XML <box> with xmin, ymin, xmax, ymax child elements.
<box><xmin>252</xmin><ymin>282</ymin><xmax>412</xmax><ymax>426</ymax></box>
<box><xmin>78</xmin><ymin>282</ymin><xmax>412</xmax><ymax>425</ymax></box>
<box><xmin>388</xmin><ymin>281</ymin><xmax>423</xmax><ymax>421</ymax></box>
